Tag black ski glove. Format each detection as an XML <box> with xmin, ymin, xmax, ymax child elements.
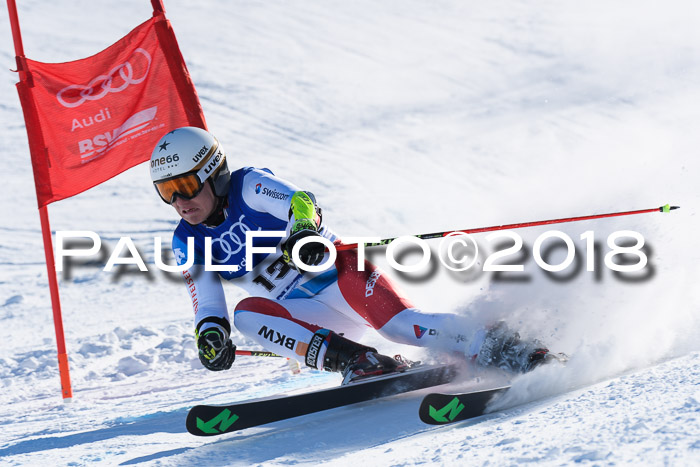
<box><xmin>196</xmin><ymin>326</ymin><xmax>236</xmax><ymax>371</ymax></box>
<box><xmin>283</xmin><ymin>229</ymin><xmax>326</xmax><ymax>268</ymax></box>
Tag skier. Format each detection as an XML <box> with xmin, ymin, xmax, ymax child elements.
<box><xmin>150</xmin><ymin>127</ymin><xmax>559</xmax><ymax>383</ymax></box>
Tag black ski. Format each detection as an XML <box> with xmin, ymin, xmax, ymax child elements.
<box><xmin>419</xmin><ymin>386</ymin><xmax>510</xmax><ymax>425</ymax></box>
<box><xmin>187</xmin><ymin>363</ymin><xmax>458</xmax><ymax>436</ymax></box>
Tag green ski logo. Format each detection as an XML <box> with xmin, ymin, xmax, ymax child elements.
<box><xmin>196</xmin><ymin>409</ymin><xmax>239</xmax><ymax>434</ymax></box>
<box><xmin>429</xmin><ymin>397</ymin><xmax>465</xmax><ymax>423</ymax></box>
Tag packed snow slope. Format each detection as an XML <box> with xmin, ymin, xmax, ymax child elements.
<box><xmin>1</xmin><ymin>0</ymin><xmax>699</xmax><ymax>465</ymax></box>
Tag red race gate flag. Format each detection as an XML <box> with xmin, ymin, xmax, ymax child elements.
<box><xmin>16</xmin><ymin>10</ymin><xmax>205</xmax><ymax>207</ymax></box>
<box><xmin>8</xmin><ymin>0</ymin><xmax>205</xmax><ymax>401</ymax></box>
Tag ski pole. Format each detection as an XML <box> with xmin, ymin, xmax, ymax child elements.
<box><xmin>235</xmin><ymin>349</ymin><xmax>283</xmax><ymax>357</ymax></box>
<box><xmin>235</xmin><ymin>350</ymin><xmax>302</xmax><ymax>374</ymax></box>
<box><xmin>335</xmin><ymin>204</ymin><xmax>679</xmax><ymax>251</ymax></box>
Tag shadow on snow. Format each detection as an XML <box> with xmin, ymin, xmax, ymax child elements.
<box><xmin>0</xmin><ymin>408</ymin><xmax>187</xmax><ymax>458</ymax></box>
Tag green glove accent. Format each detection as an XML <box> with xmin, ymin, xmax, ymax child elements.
<box><xmin>291</xmin><ymin>218</ymin><xmax>317</xmax><ymax>234</ymax></box>
<box><xmin>195</xmin><ymin>327</ymin><xmax>236</xmax><ymax>371</ymax></box>
<box><xmin>284</xmin><ymin>191</ymin><xmax>324</xmax><ymax>267</ymax></box>
<box><xmin>290</xmin><ymin>191</ymin><xmax>317</xmax><ymax>222</ymax></box>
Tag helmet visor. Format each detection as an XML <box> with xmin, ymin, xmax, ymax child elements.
<box><xmin>154</xmin><ymin>173</ymin><xmax>203</xmax><ymax>204</ymax></box>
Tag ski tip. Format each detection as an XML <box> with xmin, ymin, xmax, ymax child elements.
<box><xmin>660</xmin><ymin>204</ymin><xmax>680</xmax><ymax>213</ymax></box>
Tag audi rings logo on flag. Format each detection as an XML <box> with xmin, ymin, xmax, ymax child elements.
<box><xmin>56</xmin><ymin>48</ymin><xmax>152</xmax><ymax>108</ymax></box>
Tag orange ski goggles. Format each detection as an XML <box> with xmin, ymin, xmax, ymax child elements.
<box><xmin>154</xmin><ymin>172</ymin><xmax>205</xmax><ymax>204</ymax></box>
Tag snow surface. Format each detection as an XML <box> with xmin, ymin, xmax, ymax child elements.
<box><xmin>1</xmin><ymin>0</ymin><xmax>699</xmax><ymax>465</ymax></box>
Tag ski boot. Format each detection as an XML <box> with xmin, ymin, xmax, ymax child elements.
<box><xmin>305</xmin><ymin>329</ymin><xmax>409</xmax><ymax>384</ymax></box>
<box><xmin>341</xmin><ymin>351</ymin><xmax>411</xmax><ymax>385</ymax></box>
<box><xmin>475</xmin><ymin>321</ymin><xmax>567</xmax><ymax>373</ymax></box>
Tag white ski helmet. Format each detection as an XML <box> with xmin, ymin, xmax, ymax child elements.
<box><xmin>150</xmin><ymin>127</ymin><xmax>230</xmax><ymax>203</ymax></box>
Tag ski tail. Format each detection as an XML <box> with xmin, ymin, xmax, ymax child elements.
<box><xmin>418</xmin><ymin>386</ymin><xmax>510</xmax><ymax>425</ymax></box>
